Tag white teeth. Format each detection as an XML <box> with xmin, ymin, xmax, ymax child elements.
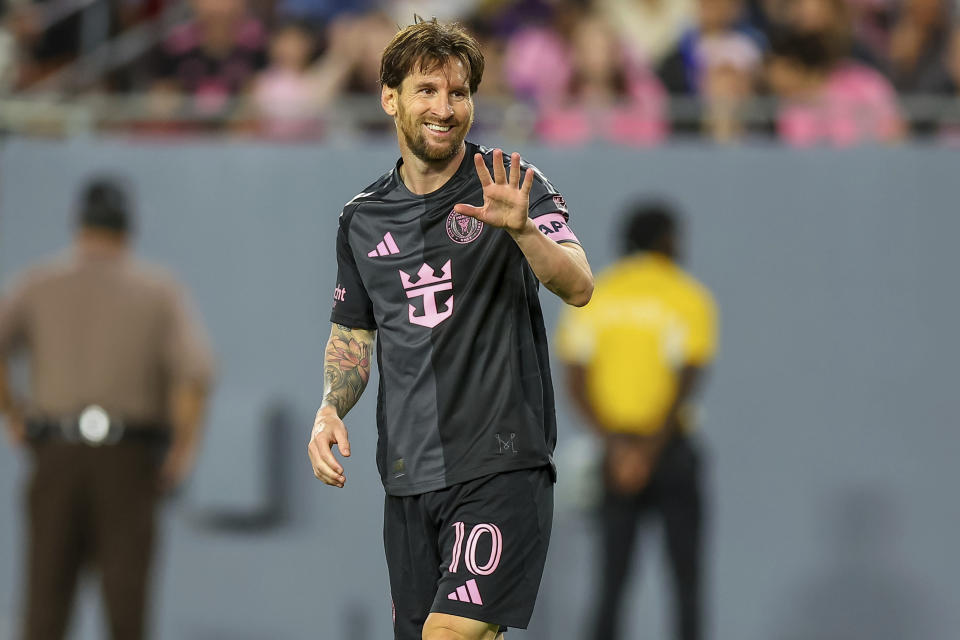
<box><xmin>425</xmin><ymin>124</ymin><xmax>452</xmax><ymax>132</ymax></box>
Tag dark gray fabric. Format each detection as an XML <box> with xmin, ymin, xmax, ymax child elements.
<box><xmin>330</xmin><ymin>142</ymin><xmax>571</xmax><ymax>495</ymax></box>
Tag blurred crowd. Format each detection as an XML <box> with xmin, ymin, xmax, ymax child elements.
<box><xmin>1</xmin><ymin>0</ymin><xmax>959</xmax><ymax>144</ymax></box>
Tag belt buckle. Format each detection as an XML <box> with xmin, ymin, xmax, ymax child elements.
<box><xmin>78</xmin><ymin>405</ymin><xmax>123</xmax><ymax>446</ymax></box>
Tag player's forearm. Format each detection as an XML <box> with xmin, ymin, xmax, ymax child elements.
<box><xmin>321</xmin><ymin>324</ymin><xmax>375</xmax><ymax>418</ymax></box>
<box><xmin>508</xmin><ymin>220</ymin><xmax>593</xmax><ymax>306</ymax></box>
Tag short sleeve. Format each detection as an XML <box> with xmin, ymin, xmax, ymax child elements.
<box><xmin>684</xmin><ymin>285</ymin><xmax>718</xmax><ymax>366</ymax></box>
<box><xmin>524</xmin><ymin>162</ymin><xmax>581</xmax><ymax>245</ymax></box>
<box><xmin>329</xmin><ymin>213</ymin><xmax>376</xmax><ymax>330</ymax></box>
<box><xmin>163</xmin><ymin>283</ymin><xmax>215</xmax><ymax>387</ymax></box>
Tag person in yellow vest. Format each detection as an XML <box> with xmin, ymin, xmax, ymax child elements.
<box><xmin>555</xmin><ymin>200</ymin><xmax>717</xmax><ymax>640</ymax></box>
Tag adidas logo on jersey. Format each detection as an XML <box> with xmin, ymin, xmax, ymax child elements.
<box><xmin>446</xmin><ymin>579</ymin><xmax>483</xmax><ymax>605</ymax></box>
<box><xmin>368</xmin><ymin>232</ymin><xmax>400</xmax><ymax>257</ymax></box>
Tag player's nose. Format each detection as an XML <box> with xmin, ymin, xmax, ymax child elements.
<box><xmin>430</xmin><ymin>94</ymin><xmax>455</xmax><ymax>119</ymax></box>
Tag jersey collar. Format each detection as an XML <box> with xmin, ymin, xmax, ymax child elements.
<box><xmin>391</xmin><ymin>141</ymin><xmax>478</xmax><ymax>198</ymax></box>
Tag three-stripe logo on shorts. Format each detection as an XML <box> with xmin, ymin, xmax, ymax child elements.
<box><xmin>447</xmin><ymin>579</ymin><xmax>483</xmax><ymax>605</ymax></box>
<box><xmin>368</xmin><ymin>232</ymin><xmax>400</xmax><ymax>257</ymax></box>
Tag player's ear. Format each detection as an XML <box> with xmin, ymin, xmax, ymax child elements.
<box><xmin>381</xmin><ymin>84</ymin><xmax>398</xmax><ymax>117</ymax></box>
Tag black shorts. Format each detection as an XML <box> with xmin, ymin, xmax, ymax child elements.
<box><xmin>384</xmin><ymin>466</ymin><xmax>554</xmax><ymax>639</ymax></box>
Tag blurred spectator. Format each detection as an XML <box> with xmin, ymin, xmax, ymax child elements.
<box><xmin>348</xmin><ymin>12</ymin><xmax>406</xmax><ymax>134</ymax></box>
<box><xmin>503</xmin><ymin>24</ymin><xmax>570</xmax><ymax>102</ymax></box>
<box><xmin>534</xmin><ymin>12</ymin><xmax>669</xmax><ymax>145</ymax></box>
<box><xmin>767</xmin><ymin>30</ymin><xmax>904</xmax><ymax>146</ymax></box>
<box><xmin>249</xmin><ymin>11</ymin><xmax>395</xmax><ymax>137</ymax></box>
<box><xmin>949</xmin><ymin>23</ymin><xmax>960</xmax><ymax>91</ymax></box>
<box><xmin>782</xmin><ymin>0</ymin><xmax>884</xmax><ymax>69</ymax></box>
<box><xmin>467</xmin><ymin>0</ymin><xmax>559</xmax><ymax>39</ymax></box>
<box><xmin>658</xmin><ymin>0</ymin><xmax>764</xmax><ymax>95</ymax></box>
<box><xmin>595</xmin><ymin>0</ymin><xmax>696</xmax><ymax>68</ymax></box>
<box><xmin>0</xmin><ymin>177</ymin><xmax>214</xmax><ymax>640</ymax></box>
<box><xmin>699</xmin><ymin>31</ymin><xmax>762</xmax><ymax>141</ymax></box>
<box><xmin>938</xmin><ymin>23</ymin><xmax>960</xmax><ymax>141</ymax></box>
<box><xmin>555</xmin><ymin>201</ymin><xmax>718</xmax><ymax>640</ymax></box>
<box><xmin>889</xmin><ymin>0</ymin><xmax>955</xmax><ymax>94</ymax></box>
<box><xmin>466</xmin><ymin>25</ymin><xmax>519</xmax><ymax>136</ymax></box>
<box><xmin>847</xmin><ymin>0</ymin><xmax>898</xmax><ymax>66</ymax></box>
<box><xmin>470</xmin><ymin>29</ymin><xmax>511</xmax><ymax>99</ymax></box>
<box><xmin>1</xmin><ymin>0</ymin><xmax>41</xmax><ymax>90</ymax></box>
<box><xmin>274</xmin><ymin>0</ymin><xmax>373</xmax><ymax>23</ymax></box>
<box><xmin>0</xmin><ymin>5</ymin><xmax>15</xmax><ymax>92</ymax></box>
<box><xmin>151</xmin><ymin>0</ymin><xmax>267</xmax><ymax>126</ymax></box>
<box><xmin>252</xmin><ymin>21</ymin><xmax>323</xmax><ymax>139</ymax></box>
<box><xmin>744</xmin><ymin>0</ymin><xmax>781</xmax><ymax>32</ymax></box>
<box><xmin>339</xmin><ymin>11</ymin><xmax>394</xmax><ymax>97</ymax></box>
<box><xmin>384</xmin><ymin>0</ymin><xmax>483</xmax><ymax>24</ymax></box>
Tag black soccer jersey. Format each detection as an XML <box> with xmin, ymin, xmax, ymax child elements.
<box><xmin>330</xmin><ymin>142</ymin><xmax>580</xmax><ymax>496</ymax></box>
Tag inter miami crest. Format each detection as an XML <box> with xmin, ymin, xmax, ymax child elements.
<box><xmin>446</xmin><ymin>210</ymin><xmax>484</xmax><ymax>244</ymax></box>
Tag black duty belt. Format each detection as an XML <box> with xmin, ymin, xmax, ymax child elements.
<box><xmin>26</xmin><ymin>405</ymin><xmax>170</xmax><ymax>446</ymax></box>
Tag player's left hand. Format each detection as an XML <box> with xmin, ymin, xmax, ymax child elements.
<box><xmin>453</xmin><ymin>149</ymin><xmax>534</xmax><ymax>234</ymax></box>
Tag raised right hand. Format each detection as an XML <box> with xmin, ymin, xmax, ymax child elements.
<box><xmin>307</xmin><ymin>405</ymin><xmax>351</xmax><ymax>488</ymax></box>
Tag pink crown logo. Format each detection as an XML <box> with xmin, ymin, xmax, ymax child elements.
<box><xmin>400</xmin><ymin>260</ymin><xmax>452</xmax><ymax>290</ymax></box>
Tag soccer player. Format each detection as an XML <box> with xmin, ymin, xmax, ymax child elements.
<box><xmin>306</xmin><ymin>18</ymin><xmax>593</xmax><ymax>640</ymax></box>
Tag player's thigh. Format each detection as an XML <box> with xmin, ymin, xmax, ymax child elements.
<box><xmin>422</xmin><ymin>612</ymin><xmax>502</xmax><ymax>640</ymax></box>
<box><xmin>384</xmin><ymin>493</ymin><xmax>443</xmax><ymax>640</ymax></box>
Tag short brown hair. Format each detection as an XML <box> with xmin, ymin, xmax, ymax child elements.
<box><xmin>380</xmin><ymin>17</ymin><xmax>485</xmax><ymax>94</ymax></box>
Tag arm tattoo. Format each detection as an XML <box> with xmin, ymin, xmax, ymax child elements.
<box><xmin>322</xmin><ymin>324</ymin><xmax>375</xmax><ymax>417</ymax></box>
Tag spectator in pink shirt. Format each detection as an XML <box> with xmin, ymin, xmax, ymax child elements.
<box><xmin>503</xmin><ymin>23</ymin><xmax>570</xmax><ymax>104</ymax></box>
<box><xmin>151</xmin><ymin>0</ymin><xmax>267</xmax><ymax>126</ymax></box>
<box><xmin>252</xmin><ymin>21</ymin><xmax>322</xmax><ymax>140</ymax></box>
<box><xmin>767</xmin><ymin>30</ymin><xmax>904</xmax><ymax>147</ymax></box>
<box><xmin>532</xmin><ymin>12</ymin><xmax>668</xmax><ymax>146</ymax></box>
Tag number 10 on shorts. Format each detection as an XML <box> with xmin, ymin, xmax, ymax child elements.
<box><xmin>449</xmin><ymin>522</ymin><xmax>503</xmax><ymax>576</ymax></box>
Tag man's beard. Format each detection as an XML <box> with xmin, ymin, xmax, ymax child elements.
<box><xmin>399</xmin><ymin>112</ymin><xmax>472</xmax><ymax>164</ymax></box>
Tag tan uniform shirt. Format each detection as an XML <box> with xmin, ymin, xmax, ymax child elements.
<box><xmin>0</xmin><ymin>248</ymin><xmax>214</xmax><ymax>425</ymax></box>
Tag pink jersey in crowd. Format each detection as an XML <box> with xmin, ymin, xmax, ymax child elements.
<box><xmin>535</xmin><ymin>81</ymin><xmax>669</xmax><ymax>147</ymax></box>
<box><xmin>778</xmin><ymin>62</ymin><xmax>903</xmax><ymax>147</ymax></box>
<box><xmin>505</xmin><ymin>26</ymin><xmax>668</xmax><ymax>146</ymax></box>
<box><xmin>253</xmin><ymin>69</ymin><xmax>322</xmax><ymax>140</ymax></box>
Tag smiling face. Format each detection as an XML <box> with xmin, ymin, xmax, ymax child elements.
<box><xmin>382</xmin><ymin>57</ymin><xmax>475</xmax><ymax>165</ymax></box>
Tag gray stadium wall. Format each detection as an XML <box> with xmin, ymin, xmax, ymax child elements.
<box><xmin>1</xmin><ymin>139</ymin><xmax>958</xmax><ymax>639</ymax></box>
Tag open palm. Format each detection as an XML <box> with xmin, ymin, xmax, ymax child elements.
<box><xmin>453</xmin><ymin>149</ymin><xmax>534</xmax><ymax>233</ymax></box>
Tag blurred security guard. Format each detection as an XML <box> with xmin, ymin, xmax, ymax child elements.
<box><xmin>0</xmin><ymin>177</ymin><xmax>215</xmax><ymax>640</ymax></box>
<box><xmin>555</xmin><ymin>200</ymin><xmax>717</xmax><ymax>640</ymax></box>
